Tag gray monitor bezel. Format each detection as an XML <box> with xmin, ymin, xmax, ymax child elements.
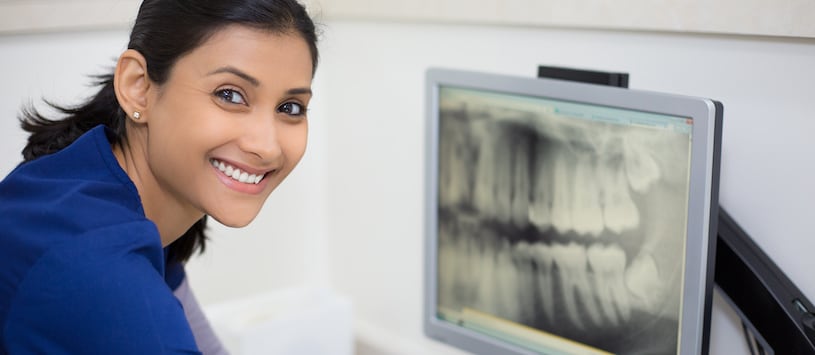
<box><xmin>423</xmin><ymin>67</ymin><xmax>720</xmax><ymax>355</ymax></box>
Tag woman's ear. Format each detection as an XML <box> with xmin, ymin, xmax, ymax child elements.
<box><xmin>114</xmin><ymin>49</ymin><xmax>151</xmax><ymax>123</ymax></box>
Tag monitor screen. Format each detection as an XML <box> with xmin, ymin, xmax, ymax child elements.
<box><xmin>424</xmin><ymin>68</ymin><xmax>722</xmax><ymax>355</ymax></box>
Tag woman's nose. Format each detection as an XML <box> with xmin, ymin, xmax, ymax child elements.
<box><xmin>239</xmin><ymin>117</ymin><xmax>283</xmax><ymax>164</ymax></box>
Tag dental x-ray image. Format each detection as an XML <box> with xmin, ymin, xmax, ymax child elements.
<box><xmin>436</xmin><ymin>87</ymin><xmax>693</xmax><ymax>355</ymax></box>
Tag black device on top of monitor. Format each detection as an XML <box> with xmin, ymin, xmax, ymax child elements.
<box><xmin>424</xmin><ymin>67</ymin><xmax>723</xmax><ymax>354</ymax></box>
<box><xmin>536</xmin><ymin>65</ymin><xmax>629</xmax><ymax>89</ymax></box>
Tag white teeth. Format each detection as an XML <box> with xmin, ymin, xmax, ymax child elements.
<box><xmin>493</xmin><ymin>135</ymin><xmax>514</xmax><ymax>225</ymax></box>
<box><xmin>493</xmin><ymin>240</ymin><xmax>523</xmax><ymax>321</ymax></box>
<box><xmin>587</xmin><ymin>243</ymin><xmax>631</xmax><ymax>326</ymax></box>
<box><xmin>211</xmin><ymin>159</ymin><xmax>264</xmax><ymax>185</ymax></box>
<box><xmin>438</xmin><ymin>118</ymin><xmax>471</xmax><ymax>208</ymax></box>
<box><xmin>625</xmin><ymin>252</ymin><xmax>663</xmax><ymax>313</ymax></box>
<box><xmin>528</xmin><ymin>145</ymin><xmax>554</xmax><ymax>231</ymax></box>
<box><xmin>599</xmin><ymin>157</ymin><xmax>639</xmax><ymax>234</ymax></box>
<box><xmin>624</xmin><ymin>137</ymin><xmax>661</xmax><ymax>193</ymax></box>
<box><xmin>530</xmin><ymin>242</ymin><xmax>556</xmax><ymax>324</ymax></box>
<box><xmin>551</xmin><ymin>242</ymin><xmax>603</xmax><ymax>329</ymax></box>
<box><xmin>472</xmin><ymin>123</ymin><xmax>496</xmax><ymax>219</ymax></box>
<box><xmin>550</xmin><ymin>150</ymin><xmax>574</xmax><ymax>234</ymax></box>
<box><xmin>510</xmin><ymin>139</ymin><xmax>531</xmax><ymax>228</ymax></box>
<box><xmin>447</xmin><ymin>118</ymin><xmax>646</xmax><ymax>237</ymax></box>
<box><xmin>511</xmin><ymin>241</ymin><xmax>544</xmax><ymax>325</ymax></box>
<box><xmin>472</xmin><ymin>122</ymin><xmax>512</xmax><ymax>224</ymax></box>
<box><xmin>573</xmin><ymin>150</ymin><xmax>604</xmax><ymax>237</ymax></box>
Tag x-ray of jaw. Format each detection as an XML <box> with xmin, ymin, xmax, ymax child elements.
<box><xmin>437</xmin><ymin>95</ymin><xmax>692</xmax><ymax>354</ymax></box>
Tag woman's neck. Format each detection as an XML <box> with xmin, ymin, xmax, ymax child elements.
<box><xmin>112</xmin><ymin>129</ymin><xmax>203</xmax><ymax>247</ymax></box>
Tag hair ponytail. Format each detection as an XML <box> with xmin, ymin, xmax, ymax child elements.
<box><xmin>20</xmin><ymin>74</ymin><xmax>125</xmax><ymax>161</ymax></box>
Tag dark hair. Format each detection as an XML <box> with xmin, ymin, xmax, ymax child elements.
<box><xmin>19</xmin><ymin>0</ymin><xmax>319</xmax><ymax>263</ymax></box>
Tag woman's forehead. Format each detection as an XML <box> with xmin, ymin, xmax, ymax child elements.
<box><xmin>170</xmin><ymin>25</ymin><xmax>313</xmax><ymax>86</ymax></box>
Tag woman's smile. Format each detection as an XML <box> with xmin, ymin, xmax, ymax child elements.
<box><xmin>211</xmin><ymin>158</ymin><xmax>269</xmax><ymax>185</ymax></box>
<box><xmin>210</xmin><ymin>157</ymin><xmax>275</xmax><ymax>195</ymax></box>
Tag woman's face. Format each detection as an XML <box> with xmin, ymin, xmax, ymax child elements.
<box><xmin>143</xmin><ymin>25</ymin><xmax>313</xmax><ymax>228</ymax></box>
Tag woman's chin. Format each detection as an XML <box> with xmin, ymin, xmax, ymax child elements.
<box><xmin>209</xmin><ymin>210</ymin><xmax>260</xmax><ymax>228</ymax></box>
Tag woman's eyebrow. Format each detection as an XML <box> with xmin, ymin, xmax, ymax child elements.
<box><xmin>207</xmin><ymin>67</ymin><xmax>312</xmax><ymax>96</ymax></box>
<box><xmin>207</xmin><ymin>66</ymin><xmax>260</xmax><ymax>87</ymax></box>
<box><xmin>287</xmin><ymin>87</ymin><xmax>312</xmax><ymax>96</ymax></box>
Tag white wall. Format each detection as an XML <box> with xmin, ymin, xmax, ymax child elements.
<box><xmin>2</xmin><ymin>17</ymin><xmax>814</xmax><ymax>355</ymax></box>
<box><xmin>314</xmin><ymin>0</ymin><xmax>815</xmax><ymax>38</ymax></box>
<box><xmin>0</xmin><ymin>30</ymin><xmax>127</xmax><ymax>177</ymax></box>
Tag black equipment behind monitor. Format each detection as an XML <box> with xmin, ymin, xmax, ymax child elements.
<box><xmin>715</xmin><ymin>208</ymin><xmax>815</xmax><ymax>354</ymax></box>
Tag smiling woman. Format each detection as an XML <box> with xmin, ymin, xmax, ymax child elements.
<box><xmin>0</xmin><ymin>1</ymin><xmax>318</xmax><ymax>354</ymax></box>
<box><xmin>116</xmin><ymin>25</ymin><xmax>313</xmax><ymax>237</ymax></box>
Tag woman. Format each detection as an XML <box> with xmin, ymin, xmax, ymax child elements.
<box><xmin>0</xmin><ymin>0</ymin><xmax>318</xmax><ymax>353</ymax></box>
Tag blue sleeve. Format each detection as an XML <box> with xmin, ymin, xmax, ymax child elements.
<box><xmin>164</xmin><ymin>256</ymin><xmax>186</xmax><ymax>291</ymax></box>
<box><xmin>3</xmin><ymin>226</ymin><xmax>201</xmax><ymax>355</ymax></box>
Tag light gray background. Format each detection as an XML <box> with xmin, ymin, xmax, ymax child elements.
<box><xmin>2</xmin><ymin>0</ymin><xmax>813</xmax><ymax>38</ymax></box>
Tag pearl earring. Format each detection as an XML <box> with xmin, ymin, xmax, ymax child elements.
<box><xmin>133</xmin><ymin>111</ymin><xmax>141</xmax><ymax>120</ymax></box>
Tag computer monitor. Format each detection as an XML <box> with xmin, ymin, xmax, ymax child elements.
<box><xmin>424</xmin><ymin>68</ymin><xmax>722</xmax><ymax>355</ymax></box>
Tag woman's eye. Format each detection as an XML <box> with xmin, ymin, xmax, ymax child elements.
<box><xmin>278</xmin><ymin>102</ymin><xmax>305</xmax><ymax>116</ymax></box>
<box><xmin>215</xmin><ymin>89</ymin><xmax>247</xmax><ymax>105</ymax></box>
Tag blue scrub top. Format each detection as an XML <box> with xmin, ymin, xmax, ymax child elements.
<box><xmin>0</xmin><ymin>126</ymin><xmax>200</xmax><ymax>354</ymax></box>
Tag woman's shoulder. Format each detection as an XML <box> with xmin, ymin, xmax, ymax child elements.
<box><xmin>2</xmin><ymin>126</ymin><xmax>142</xmax><ymax>216</ymax></box>
<box><xmin>16</xmin><ymin>220</ymin><xmax>166</xmax><ymax>291</ymax></box>
<box><xmin>1</xmin><ymin>125</ymin><xmax>141</xmax><ymax>211</ymax></box>
<box><xmin>0</xmin><ymin>217</ymin><xmax>165</xmax><ymax>303</ymax></box>
<box><xmin>0</xmin><ymin>143</ymin><xmax>169</xmax><ymax>351</ymax></box>
<box><xmin>37</xmin><ymin>220</ymin><xmax>166</xmax><ymax>273</ymax></box>
<box><xmin>0</xmin><ymin>125</ymin><xmax>153</xmax><ymax>276</ymax></box>
<box><xmin>0</xmin><ymin>220</ymin><xmax>166</xmax><ymax>316</ymax></box>
<box><xmin>1</xmin><ymin>221</ymin><xmax>199</xmax><ymax>354</ymax></box>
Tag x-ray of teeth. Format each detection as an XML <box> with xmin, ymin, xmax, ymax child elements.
<box><xmin>510</xmin><ymin>137</ymin><xmax>532</xmax><ymax>229</ymax></box>
<box><xmin>528</xmin><ymin>142</ymin><xmax>556</xmax><ymax>231</ymax></box>
<box><xmin>587</xmin><ymin>243</ymin><xmax>631</xmax><ymax>326</ymax></box>
<box><xmin>552</xmin><ymin>241</ymin><xmax>605</xmax><ymax>329</ymax></box>
<box><xmin>436</xmin><ymin>89</ymin><xmax>692</xmax><ymax>354</ymax></box>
